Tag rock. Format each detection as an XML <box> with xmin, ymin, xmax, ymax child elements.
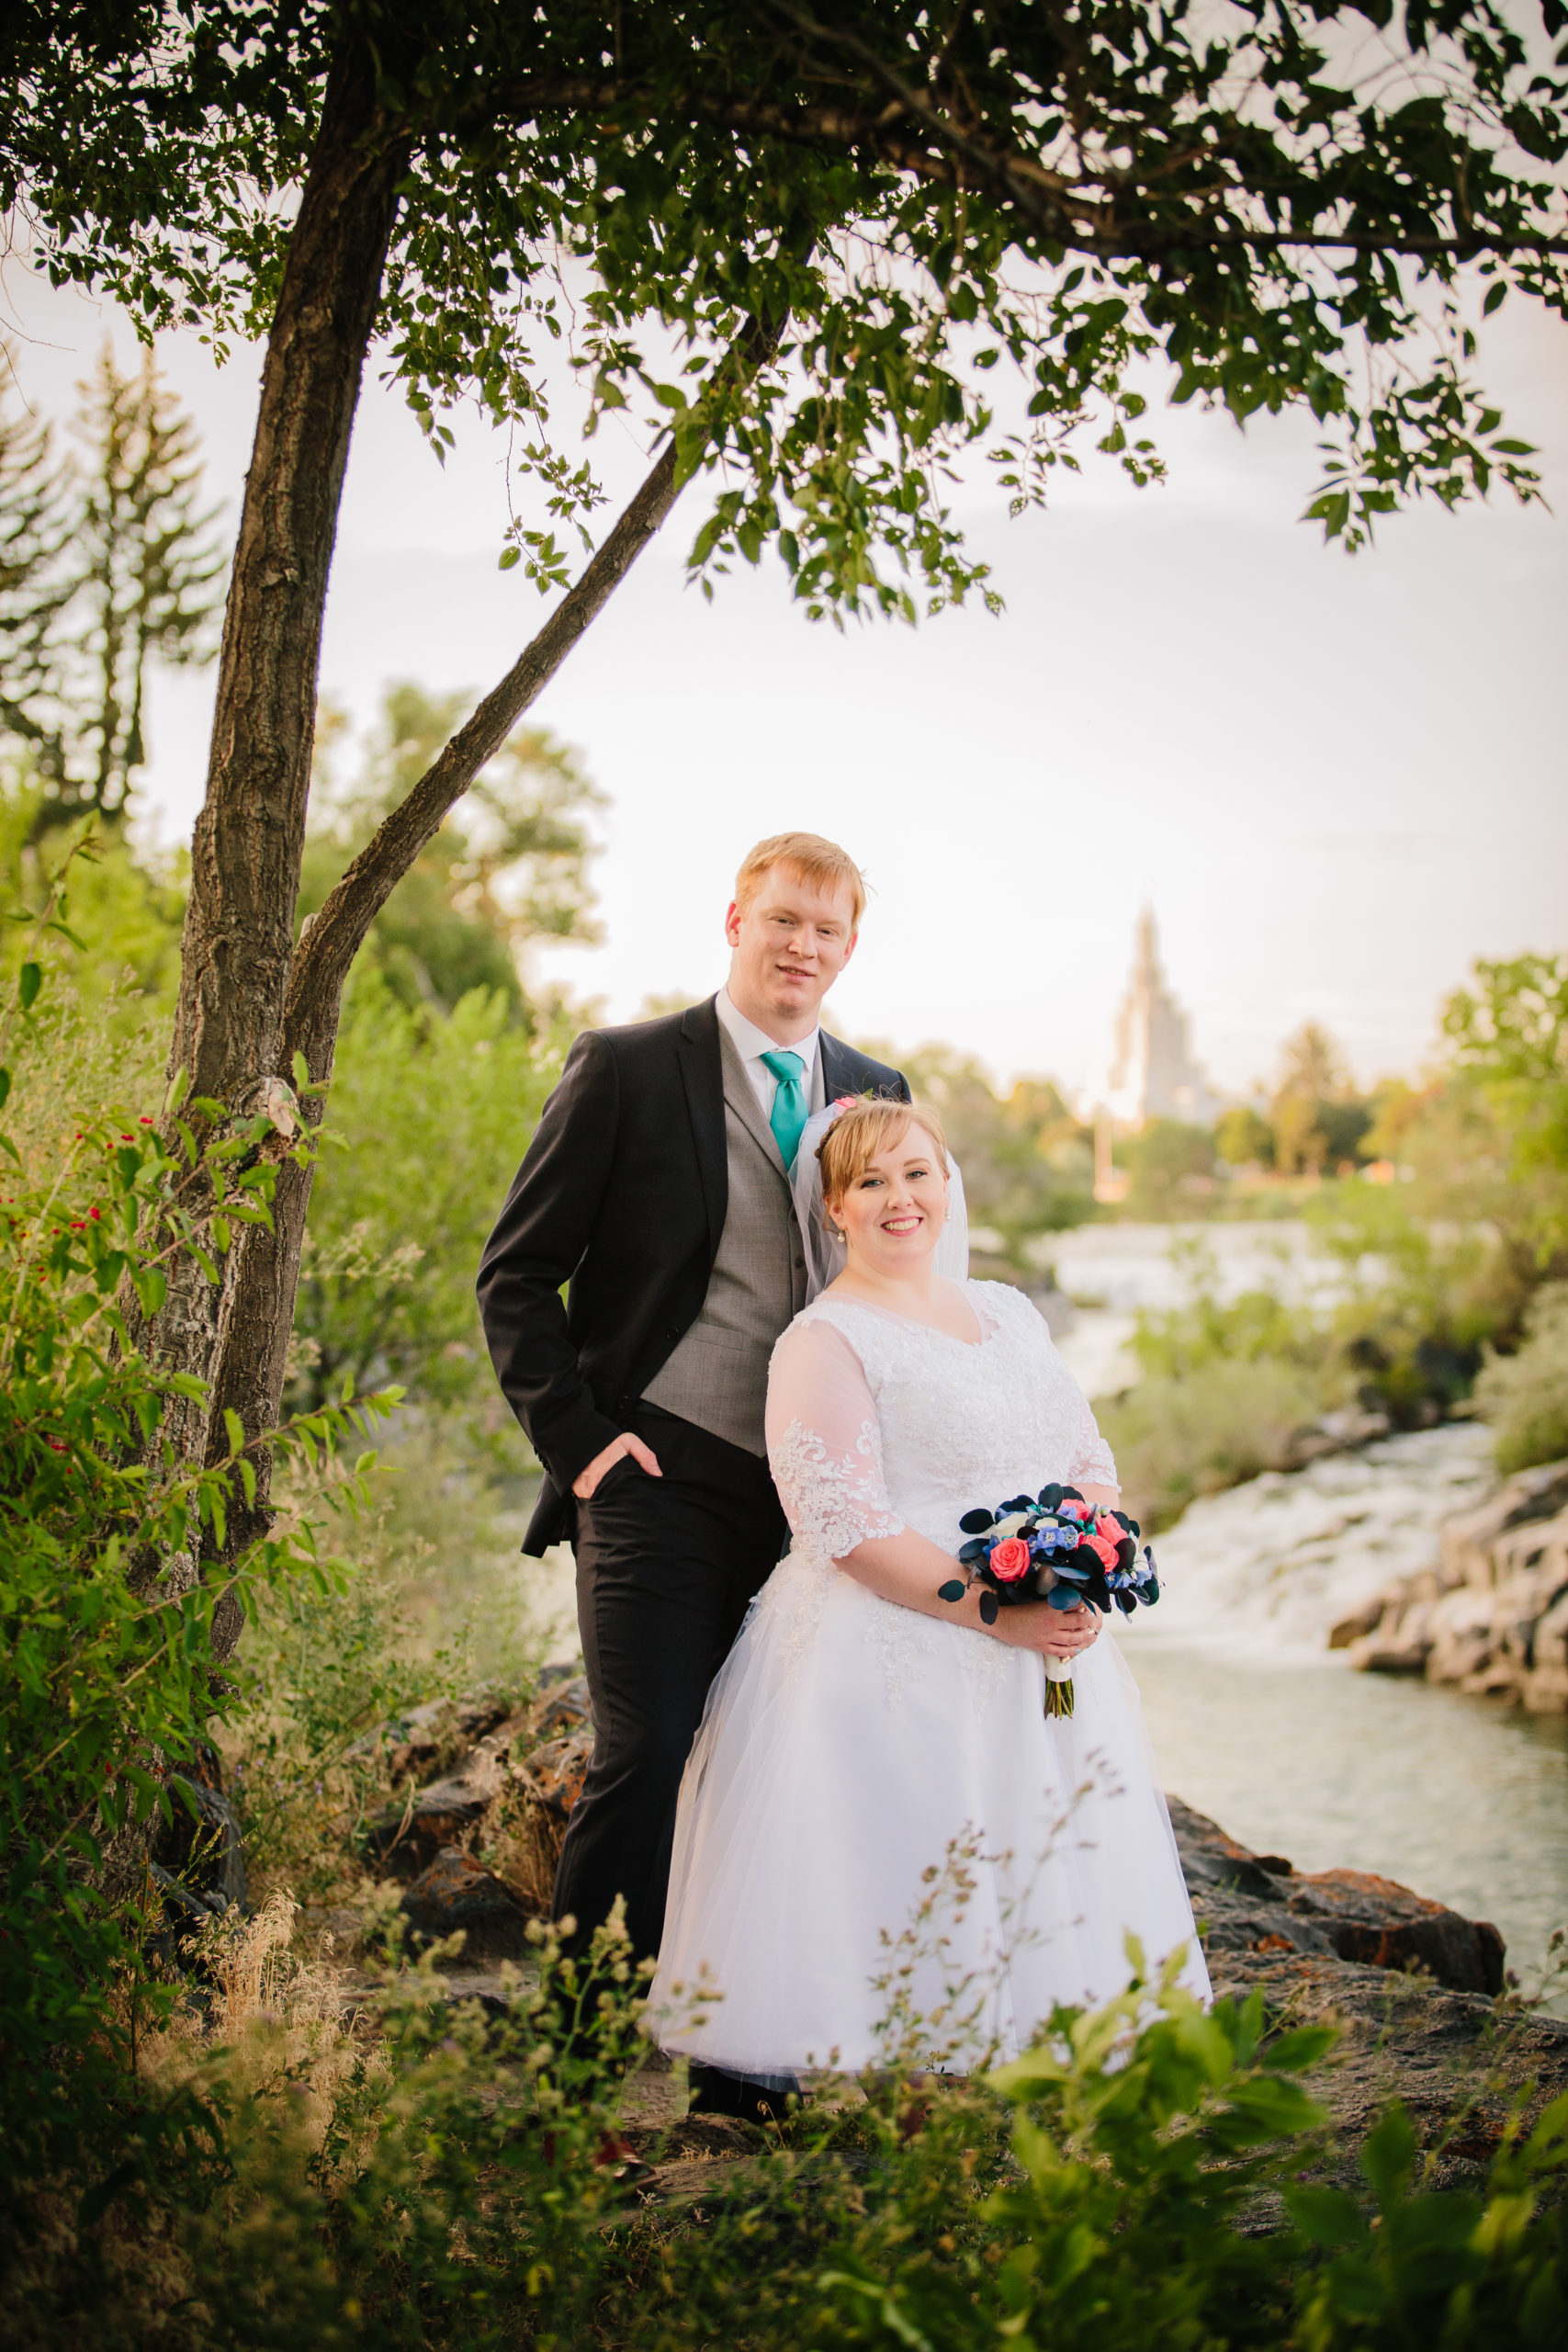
<box><xmin>524</xmin><ymin>1673</ymin><xmax>592</xmax><ymax>1745</ymax></box>
<box><xmin>1347</xmin><ymin>1461</ymin><xmax>1568</xmax><ymax>1712</ymax></box>
<box><xmin>400</xmin><ymin>1847</ymin><xmax>536</xmax><ymax>1962</ymax></box>
<box><xmin>491</xmin><ymin>1724</ymin><xmax>595</xmax><ymax>1917</ymax></box>
<box><xmin>1527</xmin><ymin>1585</ymin><xmax>1568</xmax><ymax>1713</ymax></box>
<box><xmin>1439</xmin><ymin>1459</ymin><xmax>1568</xmax><ymax>1589</ymax></box>
<box><xmin>354</xmin><ymin>1690</ymin><xmax>524</xmax><ymax>1786</ymax></box>
<box><xmin>1345</xmin><ymin>1590</ymin><xmax>1439</xmax><ymax>1673</ymax></box>
<box><xmin>1327</xmin><ymin>1596</ymin><xmax>1386</xmax><ymax>1650</ymax></box>
<box><xmin>364</xmin><ymin>1724</ymin><xmax>524</xmax><ymax>1876</ymax></box>
<box><xmin>1168</xmin><ymin>1798</ymin><xmax>1506</xmax><ymax>1995</ymax></box>
<box><xmin>1203</xmin><ymin>1943</ymin><xmax>1568</xmax><ymax>2204</ymax></box>
<box><xmin>1283</xmin><ymin>1868</ymin><xmax>1506</xmax><ymax>1996</ymax></box>
<box><xmin>1286</xmin><ymin>1409</ymin><xmax>1393</xmax><ymax>1470</ymax></box>
<box><xmin>364</xmin><ymin>1674</ymin><xmax>595</xmax><ymax>1908</ymax></box>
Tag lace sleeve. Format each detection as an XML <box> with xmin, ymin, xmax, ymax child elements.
<box><xmin>765</xmin><ymin>1316</ymin><xmax>907</xmax><ymax>1562</ymax></box>
<box><xmin>1066</xmin><ymin>1383</ymin><xmax>1119</xmax><ymax>1492</ymax></box>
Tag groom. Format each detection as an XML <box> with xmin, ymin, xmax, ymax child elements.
<box><xmin>477</xmin><ymin>832</ymin><xmax>908</xmax><ymax>1992</ymax></box>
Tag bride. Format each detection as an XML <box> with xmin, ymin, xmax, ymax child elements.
<box><xmin>648</xmin><ymin>1097</ymin><xmax>1208</xmax><ymax>2100</ymax></box>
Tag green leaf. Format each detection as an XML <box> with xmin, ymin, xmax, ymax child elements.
<box><xmin>0</xmin><ymin>1067</ymin><xmax>9</xmax><ymax>1113</ymax></box>
<box><xmin>1262</xmin><ymin>2024</ymin><xmax>1337</xmax><ymax>2072</ymax></box>
<box><xmin>223</xmin><ymin>1408</ymin><xmax>245</xmax><ymax>1457</ymax></box>
<box><xmin>131</xmin><ymin>1266</ymin><xmax>167</xmax><ymax>1318</ymax></box>
<box><xmin>18</xmin><ymin>961</ymin><xmax>41</xmax><ymax>1010</ymax></box>
<box><xmin>1361</xmin><ymin>2103</ymin><xmax>1417</xmax><ymax>2205</ymax></box>
<box><xmin>1286</xmin><ymin>2186</ymin><xmax>1370</xmax><ymax>2246</ymax></box>
<box><xmin>1483</xmin><ymin>279</ymin><xmax>1508</xmax><ymax>315</ymax></box>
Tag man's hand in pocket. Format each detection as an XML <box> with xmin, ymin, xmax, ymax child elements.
<box><xmin>572</xmin><ymin>1431</ymin><xmax>662</xmax><ymax>1500</ymax></box>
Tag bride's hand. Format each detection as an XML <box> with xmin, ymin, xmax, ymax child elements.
<box><xmin>989</xmin><ymin>1600</ymin><xmax>1100</xmax><ymax>1659</ymax></box>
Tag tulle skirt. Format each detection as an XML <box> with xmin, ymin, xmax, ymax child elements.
<box><xmin>648</xmin><ymin>1553</ymin><xmax>1210</xmax><ymax>2079</ymax></box>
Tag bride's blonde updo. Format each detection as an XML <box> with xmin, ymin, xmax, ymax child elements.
<box><xmin>817</xmin><ymin>1096</ymin><xmax>950</xmax><ymax>1216</ymax></box>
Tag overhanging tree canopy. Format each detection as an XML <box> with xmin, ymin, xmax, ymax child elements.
<box><xmin>4</xmin><ymin>0</ymin><xmax>1564</xmax><ymax>1622</ymax></box>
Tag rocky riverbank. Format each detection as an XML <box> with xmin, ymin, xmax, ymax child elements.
<box><xmin>1335</xmin><ymin>1458</ymin><xmax>1568</xmax><ymax>1713</ymax></box>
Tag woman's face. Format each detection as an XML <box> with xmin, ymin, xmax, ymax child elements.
<box><xmin>829</xmin><ymin>1122</ymin><xmax>949</xmax><ymax>1278</ymax></box>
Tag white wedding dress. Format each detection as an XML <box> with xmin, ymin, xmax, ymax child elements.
<box><xmin>649</xmin><ymin>1279</ymin><xmax>1209</xmax><ymax>2079</ymax></box>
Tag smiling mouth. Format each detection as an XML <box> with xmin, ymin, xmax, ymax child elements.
<box><xmin>882</xmin><ymin>1214</ymin><xmax>923</xmax><ymax>1235</ymax></box>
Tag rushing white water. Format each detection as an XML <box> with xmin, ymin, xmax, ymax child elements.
<box><xmin>1124</xmin><ymin>1422</ymin><xmax>1496</xmax><ymax>1658</ymax></box>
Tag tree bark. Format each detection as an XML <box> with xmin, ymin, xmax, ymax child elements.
<box><xmin>203</xmin><ymin>313</ymin><xmax>786</xmax><ymax>1641</ymax></box>
<box><xmin>146</xmin><ymin>41</ymin><xmax>411</xmax><ymax>1612</ymax></box>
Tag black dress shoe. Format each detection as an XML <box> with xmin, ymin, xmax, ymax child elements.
<box><xmin>687</xmin><ymin>2061</ymin><xmax>795</xmax><ymax>2126</ymax></box>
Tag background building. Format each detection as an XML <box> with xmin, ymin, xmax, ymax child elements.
<box><xmin>1103</xmin><ymin>908</ymin><xmax>1220</xmax><ymax>1131</ymax></box>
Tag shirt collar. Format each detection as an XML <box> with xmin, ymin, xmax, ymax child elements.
<box><xmin>716</xmin><ymin>987</ymin><xmax>820</xmax><ymax>1076</ymax></box>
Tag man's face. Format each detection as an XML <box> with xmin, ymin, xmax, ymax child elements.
<box><xmin>725</xmin><ymin>863</ymin><xmax>859</xmax><ymax>1039</ymax></box>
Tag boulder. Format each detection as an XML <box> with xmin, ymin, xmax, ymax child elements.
<box><xmin>364</xmin><ymin>1674</ymin><xmax>595</xmax><ymax>1905</ymax></box>
<box><xmin>1347</xmin><ymin>1464</ymin><xmax>1568</xmax><ymax>1712</ymax></box>
<box><xmin>400</xmin><ymin>1847</ymin><xmax>535</xmax><ymax>1962</ymax></box>
<box><xmin>1283</xmin><ymin>1867</ymin><xmax>1506</xmax><ymax>1996</ymax></box>
<box><xmin>1527</xmin><ymin>1585</ymin><xmax>1568</xmax><ymax>1713</ymax></box>
<box><xmin>364</xmin><ymin>1719</ymin><xmax>526</xmax><ymax>1876</ymax></box>
<box><xmin>371</xmin><ymin>1692</ymin><xmax>519</xmax><ymax>1785</ymax></box>
<box><xmin>1168</xmin><ymin>1798</ymin><xmax>1505</xmax><ymax>1995</ymax></box>
<box><xmin>1438</xmin><ymin>1460</ymin><xmax>1568</xmax><ymax>1591</ymax></box>
<box><xmin>492</xmin><ymin>1724</ymin><xmax>594</xmax><ymax>1917</ymax></box>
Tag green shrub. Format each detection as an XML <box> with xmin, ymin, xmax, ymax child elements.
<box><xmin>0</xmin><ymin>840</ymin><xmax>394</xmax><ymax>2220</ymax></box>
<box><xmin>11</xmin><ymin>1924</ymin><xmax>1563</xmax><ymax>2352</ymax></box>
<box><xmin>290</xmin><ymin>968</ymin><xmax>566</xmax><ymax>1421</ymax></box>
<box><xmin>1096</xmin><ymin>1355</ymin><xmax>1327</xmax><ymax>1532</ymax></box>
<box><xmin>1476</xmin><ymin>1283</ymin><xmax>1568</xmax><ymax>1476</ymax></box>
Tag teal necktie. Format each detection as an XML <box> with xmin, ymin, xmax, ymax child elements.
<box><xmin>761</xmin><ymin>1048</ymin><xmax>808</xmax><ymax>1171</ymax></box>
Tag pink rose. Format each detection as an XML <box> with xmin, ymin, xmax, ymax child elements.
<box><xmin>1083</xmin><ymin>1530</ymin><xmax>1121</xmax><ymax>1572</ymax></box>
<box><xmin>988</xmin><ymin>1535</ymin><xmax>1032</xmax><ymax>1583</ymax></box>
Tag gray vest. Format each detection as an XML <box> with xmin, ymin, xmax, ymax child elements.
<box><xmin>643</xmin><ymin>1023</ymin><xmax>810</xmax><ymax>1453</ymax></box>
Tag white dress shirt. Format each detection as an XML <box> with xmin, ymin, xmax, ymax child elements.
<box><xmin>715</xmin><ymin>988</ymin><xmax>826</xmax><ymax>1122</ymax></box>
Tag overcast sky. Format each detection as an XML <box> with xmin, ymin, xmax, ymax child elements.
<box><xmin>6</xmin><ymin>261</ymin><xmax>1564</xmax><ymax>1103</ymax></box>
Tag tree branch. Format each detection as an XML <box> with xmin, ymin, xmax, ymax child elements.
<box><xmin>467</xmin><ymin>55</ymin><xmax>1568</xmax><ymax>263</ymax></box>
<box><xmin>280</xmin><ymin>309</ymin><xmax>785</xmax><ymax>1078</ymax></box>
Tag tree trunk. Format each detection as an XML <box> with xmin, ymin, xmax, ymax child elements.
<box><xmin>147</xmin><ymin>41</ymin><xmax>410</xmax><ymax>1618</ymax></box>
<box><xmin>203</xmin><ymin>315</ymin><xmax>785</xmax><ymax>1653</ymax></box>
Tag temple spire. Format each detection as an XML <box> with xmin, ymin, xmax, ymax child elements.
<box><xmin>1104</xmin><ymin>907</ymin><xmax>1216</xmax><ymax>1131</ymax></box>
<box><xmin>1134</xmin><ymin>903</ymin><xmax>1159</xmax><ymax>983</ymax></box>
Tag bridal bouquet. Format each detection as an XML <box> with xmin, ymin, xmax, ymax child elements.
<box><xmin>937</xmin><ymin>1485</ymin><xmax>1160</xmax><ymax>1719</ymax></box>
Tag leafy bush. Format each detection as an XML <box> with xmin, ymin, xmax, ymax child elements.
<box><xmin>8</xmin><ymin>1912</ymin><xmax>1565</xmax><ymax>2352</ymax></box>
<box><xmin>290</xmin><ymin>968</ymin><xmax>566</xmax><ymax>1419</ymax></box>
<box><xmin>1476</xmin><ymin>1283</ymin><xmax>1568</xmax><ymax>1476</ymax></box>
<box><xmin>1097</xmin><ymin>1356</ymin><xmax>1328</xmax><ymax>1532</ymax></box>
<box><xmin>1122</xmin><ymin>1117</ymin><xmax>1217</xmax><ymax>1219</ymax></box>
<box><xmin>0</xmin><ymin>842</ymin><xmax>392</xmax><ymax>2218</ymax></box>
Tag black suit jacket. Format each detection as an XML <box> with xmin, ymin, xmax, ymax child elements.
<box><xmin>477</xmin><ymin>995</ymin><xmax>909</xmax><ymax>1555</ymax></box>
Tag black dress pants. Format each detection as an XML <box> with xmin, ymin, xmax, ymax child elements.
<box><xmin>553</xmin><ymin>1402</ymin><xmax>789</xmax><ymax>1965</ymax></box>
